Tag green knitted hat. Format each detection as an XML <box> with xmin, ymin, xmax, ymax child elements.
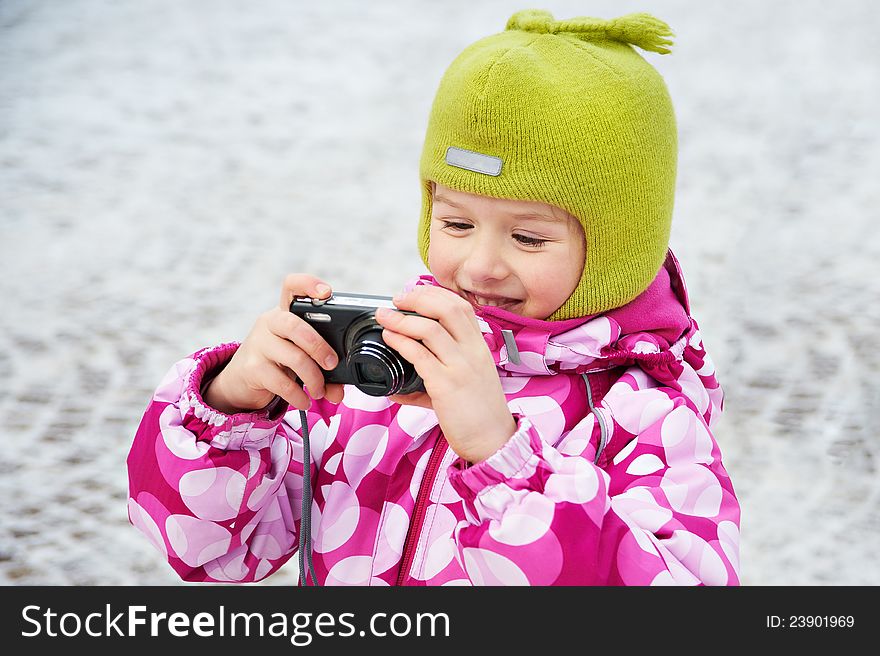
<box><xmin>417</xmin><ymin>9</ymin><xmax>677</xmax><ymax>320</ymax></box>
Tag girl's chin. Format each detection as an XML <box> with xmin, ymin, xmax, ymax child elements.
<box><xmin>483</xmin><ymin>300</ymin><xmax>524</xmax><ymax>313</ymax></box>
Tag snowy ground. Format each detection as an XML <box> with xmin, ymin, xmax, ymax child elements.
<box><xmin>1</xmin><ymin>0</ymin><xmax>878</xmax><ymax>586</ymax></box>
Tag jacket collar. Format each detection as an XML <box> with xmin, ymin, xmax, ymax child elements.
<box><xmin>410</xmin><ymin>249</ymin><xmax>692</xmax><ymax>376</ymax></box>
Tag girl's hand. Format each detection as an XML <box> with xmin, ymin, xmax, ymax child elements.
<box><xmin>376</xmin><ymin>286</ymin><xmax>516</xmax><ymax>464</ymax></box>
<box><xmin>202</xmin><ymin>274</ymin><xmax>345</xmax><ymax>414</ymax></box>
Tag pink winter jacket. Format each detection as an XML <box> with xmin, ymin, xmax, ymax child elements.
<box><xmin>127</xmin><ymin>251</ymin><xmax>740</xmax><ymax>585</ymax></box>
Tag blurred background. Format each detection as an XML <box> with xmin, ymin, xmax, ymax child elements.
<box><xmin>1</xmin><ymin>0</ymin><xmax>878</xmax><ymax>586</ymax></box>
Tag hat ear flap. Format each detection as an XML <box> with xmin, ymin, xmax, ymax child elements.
<box><xmin>417</xmin><ymin>180</ymin><xmax>435</xmax><ymax>270</ymax></box>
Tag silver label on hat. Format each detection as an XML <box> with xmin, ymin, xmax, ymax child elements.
<box><xmin>445</xmin><ymin>147</ymin><xmax>503</xmax><ymax>176</ymax></box>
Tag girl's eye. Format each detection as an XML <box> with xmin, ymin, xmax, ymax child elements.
<box><xmin>441</xmin><ymin>220</ymin><xmax>472</xmax><ymax>232</ymax></box>
<box><xmin>513</xmin><ymin>233</ymin><xmax>548</xmax><ymax>247</ymax></box>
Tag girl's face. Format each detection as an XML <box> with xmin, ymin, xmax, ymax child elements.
<box><xmin>427</xmin><ymin>183</ymin><xmax>586</xmax><ymax>319</ymax></box>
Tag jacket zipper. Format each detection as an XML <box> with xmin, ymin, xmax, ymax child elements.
<box><xmin>582</xmin><ymin>373</ymin><xmax>609</xmax><ymax>465</ymax></box>
<box><xmin>395</xmin><ymin>429</ymin><xmax>449</xmax><ymax>586</ymax></box>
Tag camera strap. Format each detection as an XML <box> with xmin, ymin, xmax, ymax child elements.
<box><xmin>297</xmin><ymin>408</ymin><xmax>319</xmax><ymax>586</ymax></box>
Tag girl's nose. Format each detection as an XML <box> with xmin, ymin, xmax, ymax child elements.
<box><xmin>462</xmin><ymin>236</ymin><xmax>510</xmax><ymax>282</ymax></box>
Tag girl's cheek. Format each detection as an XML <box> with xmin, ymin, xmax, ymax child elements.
<box><xmin>427</xmin><ymin>241</ymin><xmax>455</xmax><ymax>280</ymax></box>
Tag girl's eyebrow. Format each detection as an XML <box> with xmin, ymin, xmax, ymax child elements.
<box><xmin>433</xmin><ymin>194</ymin><xmax>564</xmax><ymax>223</ymax></box>
<box><xmin>510</xmin><ymin>212</ymin><xmax>566</xmax><ymax>223</ymax></box>
<box><xmin>432</xmin><ymin>193</ymin><xmax>462</xmax><ymax>208</ymax></box>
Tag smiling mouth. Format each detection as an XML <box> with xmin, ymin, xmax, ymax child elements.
<box><xmin>462</xmin><ymin>290</ymin><xmax>522</xmax><ymax>310</ymax></box>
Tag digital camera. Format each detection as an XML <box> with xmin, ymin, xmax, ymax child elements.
<box><xmin>289</xmin><ymin>293</ymin><xmax>426</xmax><ymax>397</ymax></box>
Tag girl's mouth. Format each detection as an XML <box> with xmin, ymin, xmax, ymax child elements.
<box><xmin>462</xmin><ymin>290</ymin><xmax>522</xmax><ymax>311</ymax></box>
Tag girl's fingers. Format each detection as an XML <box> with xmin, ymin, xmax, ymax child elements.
<box><xmin>278</xmin><ymin>273</ymin><xmax>333</xmax><ymax>310</ymax></box>
<box><xmin>267</xmin><ymin>308</ymin><xmax>339</xmax><ymax>372</ymax></box>
<box><xmin>388</xmin><ymin>390</ymin><xmax>433</xmax><ymax>409</ymax></box>
<box><xmin>381</xmin><ymin>328</ymin><xmax>442</xmax><ymax>379</ymax></box>
<box><xmin>375</xmin><ymin>308</ymin><xmax>459</xmax><ymax>366</ymax></box>
<box><xmin>324</xmin><ymin>383</ymin><xmax>345</xmax><ymax>405</ymax></box>
<box><xmin>391</xmin><ymin>286</ymin><xmax>481</xmax><ymax>344</ymax></box>
<box><xmin>257</xmin><ymin>361</ymin><xmax>312</xmax><ymax>410</ymax></box>
<box><xmin>262</xmin><ymin>335</ymin><xmax>328</xmax><ymax>400</ymax></box>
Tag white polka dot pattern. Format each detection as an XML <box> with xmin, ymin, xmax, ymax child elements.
<box><xmin>127</xmin><ymin>265</ymin><xmax>740</xmax><ymax>585</ymax></box>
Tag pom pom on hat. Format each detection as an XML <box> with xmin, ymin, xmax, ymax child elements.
<box><xmin>506</xmin><ymin>9</ymin><xmax>674</xmax><ymax>54</ymax></box>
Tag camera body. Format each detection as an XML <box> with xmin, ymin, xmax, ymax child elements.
<box><xmin>289</xmin><ymin>293</ymin><xmax>426</xmax><ymax>397</ymax></box>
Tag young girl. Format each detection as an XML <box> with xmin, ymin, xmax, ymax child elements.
<box><xmin>127</xmin><ymin>9</ymin><xmax>740</xmax><ymax>585</ymax></box>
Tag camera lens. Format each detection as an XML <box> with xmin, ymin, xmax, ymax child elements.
<box><xmin>345</xmin><ymin>318</ymin><xmax>422</xmax><ymax>396</ymax></box>
<box><xmin>348</xmin><ymin>338</ymin><xmax>400</xmax><ymax>396</ymax></box>
<box><xmin>357</xmin><ymin>360</ymin><xmax>387</xmax><ymax>385</ymax></box>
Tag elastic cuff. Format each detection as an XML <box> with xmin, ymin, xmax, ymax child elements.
<box><xmin>448</xmin><ymin>416</ymin><xmax>541</xmax><ymax>498</ymax></box>
<box><xmin>182</xmin><ymin>343</ymin><xmax>287</xmax><ymax>450</ymax></box>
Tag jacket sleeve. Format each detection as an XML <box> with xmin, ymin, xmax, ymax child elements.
<box><xmin>446</xmin><ymin>367</ymin><xmax>740</xmax><ymax>586</ymax></box>
<box><xmin>126</xmin><ymin>343</ymin><xmax>333</xmax><ymax>583</ymax></box>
